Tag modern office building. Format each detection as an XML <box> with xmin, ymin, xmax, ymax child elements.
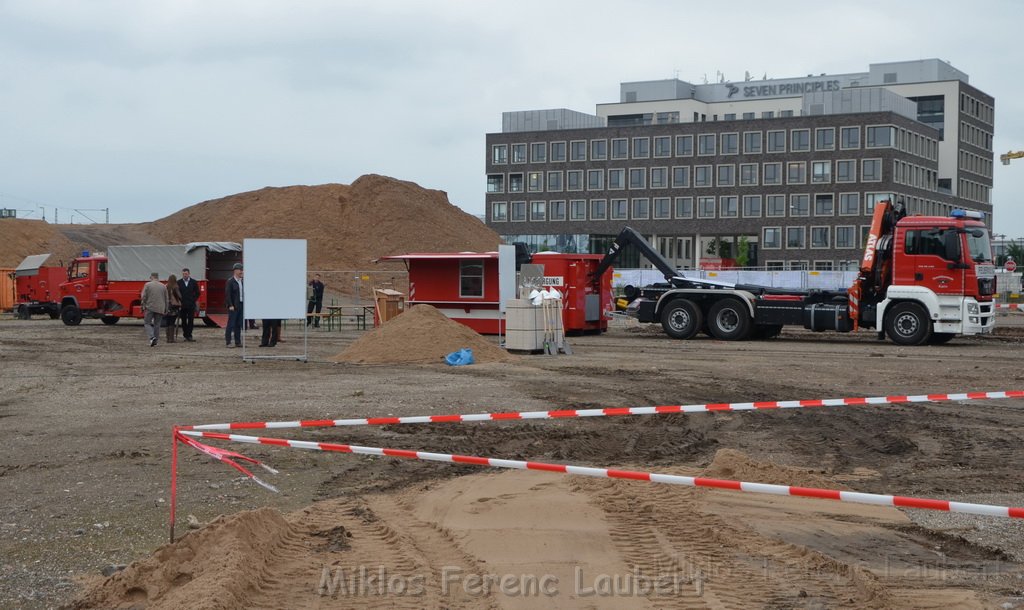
<box><xmin>484</xmin><ymin>59</ymin><xmax>994</xmax><ymax>270</ymax></box>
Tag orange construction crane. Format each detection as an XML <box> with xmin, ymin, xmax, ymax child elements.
<box><xmin>1001</xmin><ymin>150</ymin><xmax>1024</xmax><ymax>165</ymax></box>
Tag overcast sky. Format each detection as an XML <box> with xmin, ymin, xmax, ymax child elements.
<box><xmin>2</xmin><ymin>0</ymin><xmax>1022</xmax><ymax>235</ymax></box>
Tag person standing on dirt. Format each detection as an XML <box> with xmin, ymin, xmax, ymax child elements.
<box><xmin>164</xmin><ymin>274</ymin><xmax>182</xmax><ymax>344</ymax></box>
<box><xmin>177</xmin><ymin>268</ymin><xmax>199</xmax><ymax>342</ymax></box>
<box><xmin>140</xmin><ymin>272</ymin><xmax>168</xmax><ymax>348</ymax></box>
<box><xmin>306</xmin><ymin>273</ymin><xmax>325</xmax><ymax>327</ymax></box>
<box><xmin>225</xmin><ymin>263</ymin><xmax>244</xmax><ymax>348</ymax></box>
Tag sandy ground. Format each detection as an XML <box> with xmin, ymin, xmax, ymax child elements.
<box><xmin>3</xmin><ymin>314</ymin><xmax>1024</xmax><ymax>608</ymax></box>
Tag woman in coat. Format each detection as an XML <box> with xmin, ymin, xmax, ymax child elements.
<box><xmin>164</xmin><ymin>274</ymin><xmax>182</xmax><ymax>343</ymax></box>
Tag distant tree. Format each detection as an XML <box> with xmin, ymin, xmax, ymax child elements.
<box><xmin>998</xmin><ymin>243</ymin><xmax>1024</xmax><ymax>266</ymax></box>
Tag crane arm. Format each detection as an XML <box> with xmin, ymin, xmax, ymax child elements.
<box><xmin>1001</xmin><ymin>150</ymin><xmax>1024</xmax><ymax>165</ymax></box>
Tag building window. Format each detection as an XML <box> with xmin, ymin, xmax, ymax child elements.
<box><xmin>567</xmin><ymin>170</ymin><xmax>583</xmax><ymax>191</ymax></box>
<box><xmin>763</xmin><ymin>227</ymin><xmax>782</xmax><ymax>249</ymax></box>
<box><xmin>570</xmin><ymin>140</ymin><xmax>586</xmax><ymax>161</ymax></box>
<box><xmin>787</xmin><ymin>162</ymin><xmax>806</xmax><ymax>184</ymax></box>
<box><xmin>811</xmin><ymin>226</ymin><xmax>831</xmax><ymax>248</ymax></box>
<box><xmin>698</xmin><ymin>196</ymin><xmax>716</xmax><ymax>218</ymax></box>
<box><xmin>654</xmin><ymin>136</ymin><xmax>672</xmax><ymax>157</ymax></box>
<box><xmin>762</xmin><ymin>111</ymin><xmax>775</xmax><ymax>119</ymax></box>
<box><xmin>531</xmin><ymin>143</ymin><xmax>547</xmax><ymax>163</ymax></box>
<box><xmin>530</xmin><ymin>200</ymin><xmax>546</xmax><ymax>221</ymax></box>
<box><xmin>632</xmin><ymin>198</ymin><xmax>650</xmax><ymax>219</ymax></box>
<box><xmin>460</xmin><ymin>260</ymin><xmax>484</xmax><ymax>298</ymax></box>
<box><xmin>767</xmin><ymin>130</ymin><xmax>786</xmax><ymax>152</ymax></box>
<box><xmin>651</xmin><ymin>167</ymin><xmax>668</xmax><ymax>189</ymax></box>
<box><xmin>790</xmin><ymin>194</ymin><xmax>810</xmax><ymax>216</ymax></box>
<box><xmin>723</xmin><ymin>113</ymin><xmax>736</xmax><ymax>121</ymax></box>
<box><xmin>587</xmin><ymin>169</ymin><xmax>604</xmax><ymax>190</ymax></box>
<box><xmin>570</xmin><ymin>199</ymin><xmax>586</xmax><ymax>220</ymax></box>
<box><xmin>786</xmin><ymin>226</ymin><xmax>806</xmax><ymax>249</ymax></box>
<box><xmin>675</xmin><ymin>197</ymin><xmax>693</xmax><ymax>219</ymax></box>
<box><xmin>511</xmin><ymin>201</ymin><xmax>526</xmax><ymax>221</ymax></box>
<box><xmin>811</xmin><ymin>161</ymin><xmax>831</xmax><ymax>183</ymax></box>
<box><xmin>549</xmin><ymin>200</ymin><xmax>566</xmax><ymax>221</ymax></box>
<box><xmin>862</xmin><ymin>159</ymin><xmax>882</xmax><ymax>182</ymax></box>
<box><xmin>763</xmin><ymin>162</ymin><xmax>782</xmax><ymax>185</ymax></box>
<box><xmin>547</xmin><ymin>171</ymin><xmax>563</xmax><ymax>192</ymax></box>
<box><xmin>528</xmin><ymin>172</ymin><xmax>543</xmax><ymax>192</ymax></box>
<box><xmin>791</xmin><ymin>129</ymin><xmax>810</xmax><ymax>152</ymax></box>
<box><xmin>720</xmin><ymin>196</ymin><xmax>738</xmax><ymax>218</ymax></box>
<box><xmin>611</xmin><ymin>138</ymin><xmax>628</xmax><ymax>159</ymax></box>
<box><xmin>590</xmin><ymin>199</ymin><xmax>607</xmax><ymax>220</ymax></box>
<box><xmin>743</xmin><ymin>131</ymin><xmax>762</xmax><ymax>154</ymax></box>
<box><xmin>815</xmin><ymin>128</ymin><xmax>835</xmax><ymax>151</ymax></box>
<box><xmin>766</xmin><ymin>194</ymin><xmax>786</xmax><ymax>217</ymax></box>
<box><xmin>698</xmin><ymin>134</ymin><xmax>716</xmax><ymax>156</ymax></box>
<box><xmin>743</xmin><ymin>112</ymin><xmax>755</xmax><ymax>120</ymax></box>
<box><xmin>546</xmin><ymin>143</ymin><xmax>564</xmax><ymax>164</ymax></box>
<box><xmin>694</xmin><ymin>165</ymin><xmax>712</xmax><ymax>187</ymax></box>
<box><xmin>865</xmin><ymin>193</ymin><xmax>888</xmax><ymax>214</ymax></box>
<box><xmin>487</xmin><ymin>174</ymin><xmax>504</xmax><ymax>193</ymax></box>
<box><xmin>836</xmin><ymin>225</ymin><xmax>856</xmax><ymax>248</ymax></box>
<box><xmin>839</xmin><ymin>193</ymin><xmax>860</xmax><ymax>215</ymax></box>
<box><xmin>611</xmin><ymin>198</ymin><xmax>628</xmax><ymax>220</ymax></box>
<box><xmin>836</xmin><ymin>160</ymin><xmax>855</xmax><ymax>182</ymax></box>
<box><xmin>629</xmin><ymin>168</ymin><xmax>646</xmax><ymax>189</ymax></box>
<box><xmin>509</xmin><ymin>173</ymin><xmax>524</xmax><ymax>192</ymax></box>
<box><xmin>840</xmin><ymin>126</ymin><xmax>860</xmax><ymax>149</ymax></box>
<box><xmin>740</xmin><ymin>163</ymin><xmax>758</xmax><ymax>186</ymax></box>
<box><xmin>742</xmin><ymin>195</ymin><xmax>762</xmax><ymax>217</ymax></box>
<box><xmin>721</xmin><ymin>133</ymin><xmax>739</xmax><ymax>155</ymax></box>
<box><xmin>675</xmin><ymin>135</ymin><xmax>694</xmax><ymax>156</ymax></box>
<box><xmin>511</xmin><ymin>144</ymin><xmax>527</xmax><ymax>163</ymax></box>
<box><xmin>653</xmin><ymin>197</ymin><xmax>671</xmax><ymax>219</ymax></box>
<box><xmin>813</xmin><ymin>260</ymin><xmax>834</xmax><ymax>271</ymax></box>
<box><xmin>632</xmin><ymin>137</ymin><xmax>650</xmax><ymax>159</ymax></box>
<box><xmin>672</xmin><ymin>166</ymin><xmax>690</xmax><ymax>188</ymax></box>
<box><xmin>717</xmin><ymin>164</ymin><xmax>735</xmax><ymax>187</ymax></box>
<box><xmin>814</xmin><ymin>194</ymin><xmax>834</xmax><ymax>216</ymax></box>
<box><xmin>780</xmin><ymin>110</ymin><xmax>794</xmax><ymax>118</ymax></box>
<box><xmin>591</xmin><ymin>139</ymin><xmax>608</xmax><ymax>160</ymax></box>
<box><xmin>866</xmin><ymin>125</ymin><xmax>895</xmax><ymax>148</ymax></box>
<box><xmin>492</xmin><ymin>145</ymin><xmax>508</xmax><ymax>164</ymax></box>
<box><xmin>491</xmin><ymin>201</ymin><xmax>507</xmax><ymax>222</ymax></box>
<box><xmin>608</xmin><ymin>169</ymin><xmax>625</xmax><ymax>189</ymax></box>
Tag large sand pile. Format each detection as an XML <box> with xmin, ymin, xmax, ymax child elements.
<box><xmin>332</xmin><ymin>304</ymin><xmax>513</xmax><ymax>364</ymax></box>
<box><xmin>144</xmin><ymin>175</ymin><xmax>499</xmax><ymax>271</ymax></box>
<box><xmin>0</xmin><ymin>175</ymin><xmax>499</xmax><ymax>273</ymax></box>
<box><xmin>0</xmin><ymin>219</ymin><xmax>81</xmax><ymax>268</ymax></box>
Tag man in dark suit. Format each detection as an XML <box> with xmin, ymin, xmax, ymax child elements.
<box><xmin>307</xmin><ymin>273</ymin><xmax>325</xmax><ymax>327</ymax></box>
<box><xmin>225</xmin><ymin>263</ymin><xmax>244</xmax><ymax>348</ymax></box>
<box><xmin>178</xmin><ymin>268</ymin><xmax>200</xmax><ymax>342</ymax></box>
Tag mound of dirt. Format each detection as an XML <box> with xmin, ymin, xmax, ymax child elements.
<box><xmin>0</xmin><ymin>219</ymin><xmax>81</xmax><ymax>268</ymax></box>
<box><xmin>69</xmin><ymin>507</ymin><xmax>296</xmax><ymax>610</ymax></box>
<box><xmin>144</xmin><ymin>174</ymin><xmax>499</xmax><ymax>271</ymax></box>
<box><xmin>332</xmin><ymin>304</ymin><xmax>514</xmax><ymax>365</ymax></box>
<box><xmin>703</xmin><ymin>448</ymin><xmax>848</xmax><ymax>490</ymax></box>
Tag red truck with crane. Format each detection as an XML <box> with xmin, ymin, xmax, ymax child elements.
<box><xmin>595</xmin><ymin>199</ymin><xmax>995</xmax><ymax>345</ymax></box>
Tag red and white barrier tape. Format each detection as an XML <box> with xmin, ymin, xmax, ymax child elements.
<box><xmin>996</xmin><ymin>303</ymin><xmax>1022</xmax><ymax>310</ymax></box>
<box><xmin>182</xmin><ymin>390</ymin><xmax>1024</xmax><ymax>432</ymax></box>
<box><xmin>176</xmin><ymin>430</ymin><xmax>1024</xmax><ymax>519</ymax></box>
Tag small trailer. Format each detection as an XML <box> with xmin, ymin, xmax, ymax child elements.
<box><xmin>13</xmin><ymin>254</ymin><xmax>67</xmax><ymax>319</ymax></box>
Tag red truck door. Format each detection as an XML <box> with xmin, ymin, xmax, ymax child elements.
<box><xmin>896</xmin><ymin>226</ymin><xmax>965</xmax><ymax>296</ymax></box>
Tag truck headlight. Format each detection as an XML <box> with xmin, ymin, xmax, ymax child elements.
<box><xmin>967</xmin><ymin>303</ymin><xmax>979</xmax><ymax>314</ymax></box>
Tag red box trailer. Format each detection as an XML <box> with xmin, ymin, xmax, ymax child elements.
<box><xmin>379</xmin><ymin>251</ymin><xmax>612</xmax><ymax>335</ymax></box>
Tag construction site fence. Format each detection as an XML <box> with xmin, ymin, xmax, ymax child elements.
<box><xmin>307</xmin><ymin>269</ymin><xmax>409</xmax><ymax>306</ymax></box>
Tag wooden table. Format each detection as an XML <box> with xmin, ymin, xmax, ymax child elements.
<box><xmin>321</xmin><ymin>305</ymin><xmax>374</xmax><ymax>331</ymax></box>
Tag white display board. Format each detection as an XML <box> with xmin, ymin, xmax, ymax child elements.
<box><xmin>498</xmin><ymin>244</ymin><xmax>516</xmax><ymax>313</ymax></box>
<box><xmin>243</xmin><ymin>239</ymin><xmax>307</xmax><ymax>319</ymax></box>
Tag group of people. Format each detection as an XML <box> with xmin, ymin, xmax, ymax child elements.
<box><xmin>142</xmin><ymin>263</ymin><xmax>327</xmax><ymax>349</ymax></box>
<box><xmin>139</xmin><ymin>268</ymin><xmax>200</xmax><ymax>347</ymax></box>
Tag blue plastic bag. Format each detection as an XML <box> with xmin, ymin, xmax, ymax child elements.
<box><xmin>444</xmin><ymin>348</ymin><xmax>475</xmax><ymax>366</ymax></box>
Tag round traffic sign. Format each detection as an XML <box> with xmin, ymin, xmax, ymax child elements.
<box><xmin>1006</xmin><ymin>260</ymin><xmax>1017</xmax><ymax>272</ymax></box>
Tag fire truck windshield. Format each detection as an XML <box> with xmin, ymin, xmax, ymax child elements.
<box><xmin>966</xmin><ymin>229</ymin><xmax>993</xmax><ymax>263</ymax></box>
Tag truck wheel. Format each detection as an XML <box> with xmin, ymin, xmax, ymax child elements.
<box><xmin>17</xmin><ymin>304</ymin><xmax>30</xmax><ymax>320</ymax></box>
<box><xmin>660</xmin><ymin>299</ymin><xmax>702</xmax><ymax>340</ymax></box>
<box><xmin>885</xmin><ymin>302</ymin><xmax>931</xmax><ymax>346</ymax></box>
<box><xmin>61</xmin><ymin>305</ymin><xmax>83</xmax><ymax>326</ymax></box>
<box><xmin>928</xmin><ymin>332</ymin><xmax>955</xmax><ymax>345</ymax></box>
<box><xmin>707</xmin><ymin>298</ymin><xmax>752</xmax><ymax>341</ymax></box>
<box><xmin>101</xmin><ymin>316</ymin><xmax>119</xmax><ymax>325</ymax></box>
